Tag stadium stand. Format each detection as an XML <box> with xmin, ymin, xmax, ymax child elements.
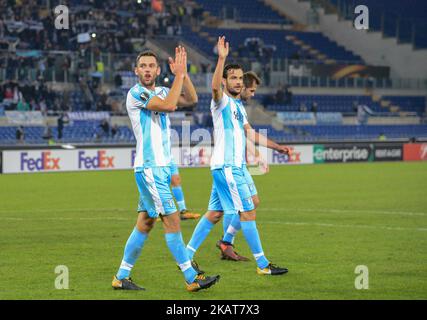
<box><xmin>182</xmin><ymin>26</ymin><xmax>363</xmax><ymax>63</ymax></box>
<box><xmin>0</xmin><ymin>0</ymin><xmax>426</xmax><ymax>146</ymax></box>
<box><xmin>196</xmin><ymin>93</ymin><xmax>425</xmax><ymax>116</ymax></box>
<box><xmin>0</xmin><ymin>122</ymin><xmax>135</xmax><ymax>144</ymax></box>
<box><xmin>329</xmin><ymin>0</ymin><xmax>427</xmax><ymax>49</ymax></box>
<box><xmin>283</xmin><ymin>124</ymin><xmax>427</xmax><ymax>141</ymax></box>
<box><xmin>195</xmin><ymin>0</ymin><xmax>289</xmax><ymax>24</ymax></box>
<box><xmin>3</xmin><ymin>121</ymin><xmax>427</xmax><ymax>145</ymax></box>
<box><xmin>0</xmin><ymin>0</ymin><xmax>192</xmax><ymax>52</ymax></box>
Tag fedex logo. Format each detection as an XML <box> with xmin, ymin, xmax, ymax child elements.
<box><xmin>78</xmin><ymin>150</ymin><xmax>115</xmax><ymax>169</ymax></box>
<box><xmin>182</xmin><ymin>148</ymin><xmax>197</xmax><ymax>166</ymax></box>
<box><xmin>20</xmin><ymin>152</ymin><xmax>60</xmax><ymax>171</ymax></box>
<box><xmin>273</xmin><ymin>147</ymin><xmax>301</xmax><ymax>163</ymax></box>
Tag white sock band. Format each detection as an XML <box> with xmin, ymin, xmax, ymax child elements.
<box><xmin>226</xmin><ymin>225</ymin><xmax>238</xmax><ymax>236</ymax></box>
<box><xmin>187</xmin><ymin>245</ymin><xmax>196</xmax><ymax>253</ymax></box>
<box><xmin>253</xmin><ymin>252</ymin><xmax>265</xmax><ymax>260</ymax></box>
<box><xmin>120</xmin><ymin>260</ymin><xmax>134</xmax><ymax>271</ymax></box>
<box><xmin>179</xmin><ymin>260</ymin><xmax>192</xmax><ymax>272</ymax></box>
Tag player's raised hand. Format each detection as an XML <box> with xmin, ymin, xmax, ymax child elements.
<box><xmin>217</xmin><ymin>36</ymin><xmax>229</xmax><ymax>59</ymax></box>
<box><xmin>168</xmin><ymin>55</ymin><xmax>176</xmax><ymax>75</ymax></box>
<box><xmin>172</xmin><ymin>46</ymin><xmax>187</xmax><ymax>77</ymax></box>
<box><xmin>181</xmin><ymin>46</ymin><xmax>188</xmax><ymax>74</ymax></box>
<box><xmin>169</xmin><ymin>46</ymin><xmax>183</xmax><ymax>75</ymax></box>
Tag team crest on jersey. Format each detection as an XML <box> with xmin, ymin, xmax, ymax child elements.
<box><xmin>140</xmin><ymin>91</ymin><xmax>150</xmax><ymax>102</ymax></box>
<box><xmin>233</xmin><ymin>110</ymin><xmax>244</xmax><ymax>122</ymax></box>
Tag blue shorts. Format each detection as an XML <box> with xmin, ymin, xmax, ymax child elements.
<box><xmin>243</xmin><ymin>164</ymin><xmax>258</xmax><ymax>197</ymax></box>
<box><xmin>135</xmin><ymin>167</ymin><xmax>177</xmax><ymax>218</ymax></box>
<box><xmin>170</xmin><ymin>161</ymin><xmax>179</xmax><ymax>176</ymax></box>
<box><xmin>208</xmin><ymin>166</ymin><xmax>255</xmax><ymax>215</ymax></box>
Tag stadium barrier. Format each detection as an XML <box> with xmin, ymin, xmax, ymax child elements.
<box><xmin>5</xmin><ymin>111</ymin><xmax>45</xmax><ymax>126</ymax></box>
<box><xmin>276</xmin><ymin>112</ymin><xmax>343</xmax><ymax>125</ymax></box>
<box><xmin>0</xmin><ymin>145</ymin><xmax>313</xmax><ymax>174</ymax></box>
<box><xmin>403</xmin><ymin>143</ymin><xmax>427</xmax><ymax>161</ymax></box>
<box><xmin>312</xmin><ymin>143</ymin><xmax>427</xmax><ymax>163</ymax></box>
<box><xmin>313</xmin><ymin>144</ymin><xmax>374</xmax><ymax>163</ymax></box>
<box><xmin>374</xmin><ymin>144</ymin><xmax>403</xmax><ymax>162</ymax></box>
<box><xmin>1</xmin><ymin>142</ymin><xmax>426</xmax><ymax>174</ymax></box>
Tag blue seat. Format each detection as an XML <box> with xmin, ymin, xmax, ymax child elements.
<box><xmin>329</xmin><ymin>0</ymin><xmax>427</xmax><ymax>49</ymax></box>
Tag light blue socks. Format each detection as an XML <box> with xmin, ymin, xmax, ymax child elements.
<box><xmin>165</xmin><ymin>232</ymin><xmax>198</xmax><ymax>283</ymax></box>
<box><xmin>222</xmin><ymin>214</ymin><xmax>241</xmax><ymax>244</ymax></box>
<box><xmin>116</xmin><ymin>227</ymin><xmax>148</xmax><ymax>280</ymax></box>
<box><xmin>172</xmin><ymin>186</ymin><xmax>186</xmax><ymax>212</ymax></box>
<box><xmin>241</xmin><ymin>221</ymin><xmax>269</xmax><ymax>269</ymax></box>
<box><xmin>186</xmin><ymin>216</ymin><xmax>214</xmax><ymax>260</ymax></box>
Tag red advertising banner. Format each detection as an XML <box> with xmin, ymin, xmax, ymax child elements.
<box><xmin>403</xmin><ymin>143</ymin><xmax>427</xmax><ymax>161</ymax></box>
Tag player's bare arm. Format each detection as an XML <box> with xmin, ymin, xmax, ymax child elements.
<box><xmin>244</xmin><ymin>123</ymin><xmax>291</xmax><ymax>155</ymax></box>
<box><xmin>179</xmin><ymin>76</ymin><xmax>198</xmax><ymax>107</ymax></box>
<box><xmin>146</xmin><ymin>47</ymin><xmax>187</xmax><ymax>112</ymax></box>
<box><xmin>246</xmin><ymin>136</ymin><xmax>260</xmax><ymax>162</ymax></box>
<box><xmin>212</xmin><ymin>36</ymin><xmax>229</xmax><ymax>103</ymax></box>
<box><xmin>246</xmin><ymin>136</ymin><xmax>269</xmax><ymax>173</ymax></box>
<box><xmin>168</xmin><ymin>46</ymin><xmax>198</xmax><ymax>107</ymax></box>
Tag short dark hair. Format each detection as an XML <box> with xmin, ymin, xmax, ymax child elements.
<box><xmin>222</xmin><ymin>63</ymin><xmax>243</xmax><ymax>79</ymax></box>
<box><xmin>243</xmin><ymin>71</ymin><xmax>261</xmax><ymax>87</ymax></box>
<box><xmin>135</xmin><ymin>51</ymin><xmax>159</xmax><ymax>66</ymax></box>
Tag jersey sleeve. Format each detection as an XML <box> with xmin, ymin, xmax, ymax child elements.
<box><xmin>210</xmin><ymin>92</ymin><xmax>229</xmax><ymax>111</ymax></box>
<box><xmin>128</xmin><ymin>85</ymin><xmax>155</xmax><ymax>109</ymax></box>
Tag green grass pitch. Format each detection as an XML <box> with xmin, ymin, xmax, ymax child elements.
<box><xmin>1</xmin><ymin>162</ymin><xmax>426</xmax><ymax>300</ymax></box>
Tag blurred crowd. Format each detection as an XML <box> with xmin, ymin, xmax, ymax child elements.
<box><xmin>0</xmin><ymin>0</ymin><xmax>204</xmax><ymax>82</ymax></box>
<box><xmin>0</xmin><ymin>0</ymin><xmax>208</xmax><ymax>115</ymax></box>
<box><xmin>0</xmin><ymin>79</ymin><xmax>58</xmax><ymax>113</ymax></box>
<box><xmin>263</xmin><ymin>84</ymin><xmax>293</xmax><ymax>106</ymax></box>
<box><xmin>0</xmin><ymin>76</ymin><xmax>123</xmax><ymax>114</ymax></box>
<box><xmin>0</xmin><ymin>0</ymin><xmax>202</xmax><ymax>52</ymax></box>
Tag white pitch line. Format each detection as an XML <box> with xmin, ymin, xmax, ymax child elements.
<box><xmin>1</xmin><ymin>207</ymin><xmax>425</xmax><ymax>217</ymax></box>
<box><xmin>194</xmin><ymin>207</ymin><xmax>427</xmax><ymax>217</ymax></box>
<box><xmin>0</xmin><ymin>215</ymin><xmax>426</xmax><ymax>232</ymax></box>
<box><xmin>261</xmin><ymin>221</ymin><xmax>427</xmax><ymax>232</ymax></box>
<box><xmin>257</xmin><ymin>207</ymin><xmax>427</xmax><ymax>217</ymax></box>
<box><xmin>0</xmin><ymin>208</ymin><xmax>131</xmax><ymax>215</ymax></box>
<box><xmin>0</xmin><ymin>216</ymin><xmax>131</xmax><ymax>221</ymax></box>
